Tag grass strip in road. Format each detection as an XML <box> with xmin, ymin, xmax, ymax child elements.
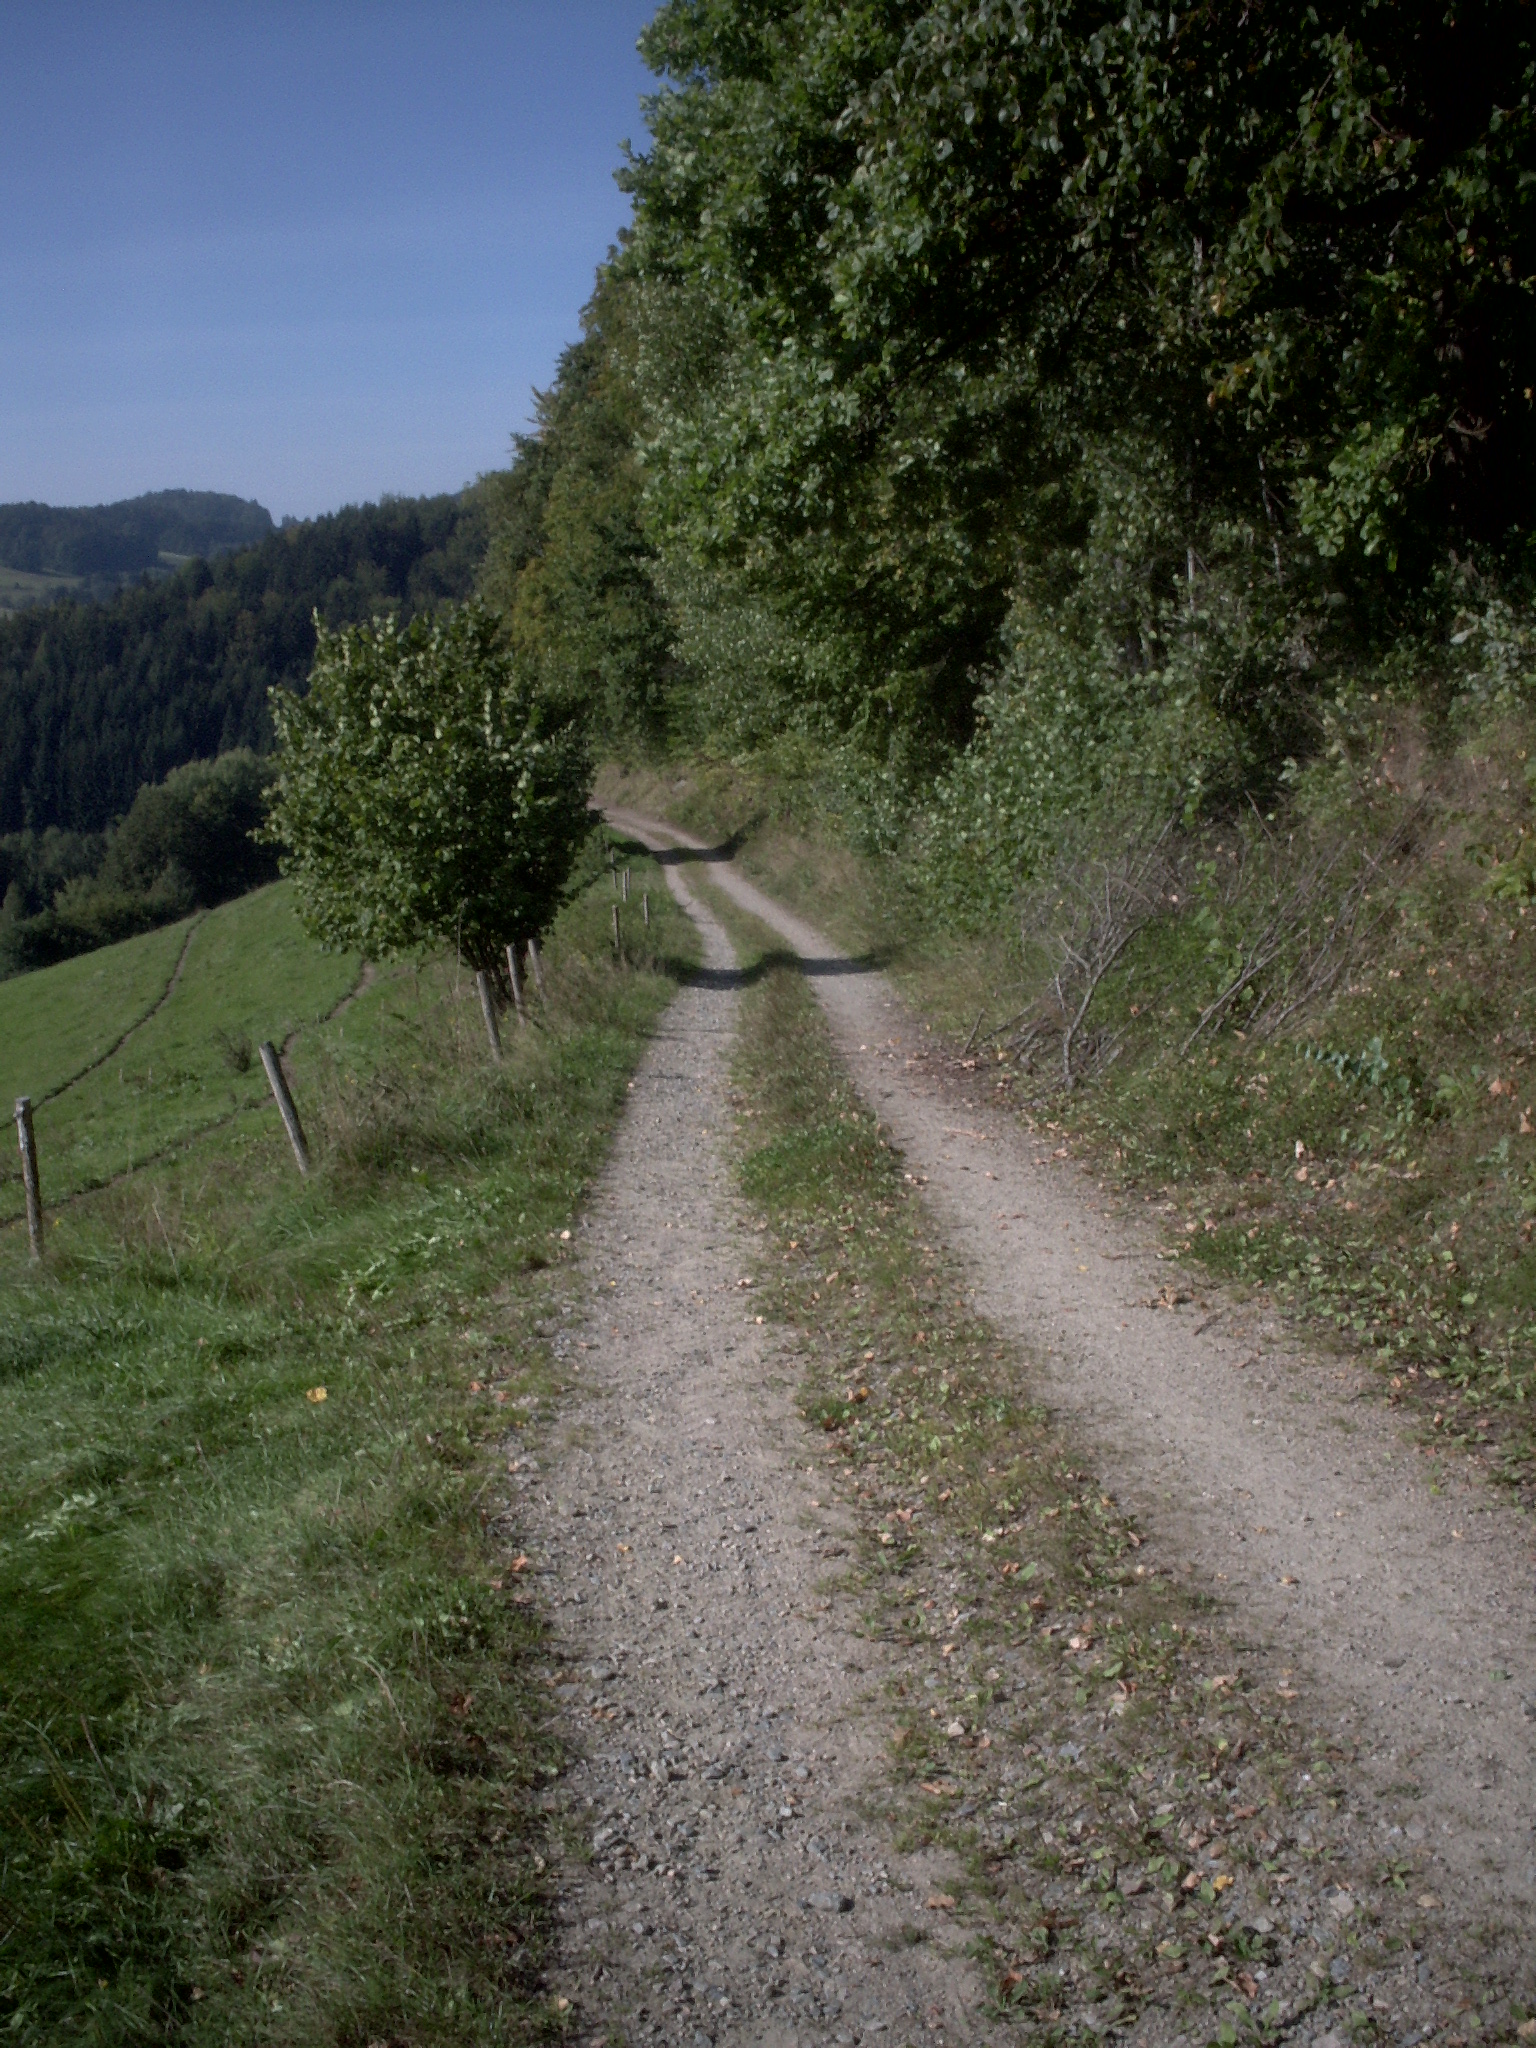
<box><xmin>0</xmin><ymin>837</ymin><xmax>696</xmax><ymax>2047</ymax></box>
<box><xmin>696</xmin><ymin>875</ymin><xmax>1528</xmax><ymax>2048</ymax></box>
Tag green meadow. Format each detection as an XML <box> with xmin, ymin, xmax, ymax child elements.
<box><xmin>0</xmin><ymin>837</ymin><xmax>693</xmax><ymax>2046</ymax></box>
<box><xmin>0</xmin><ymin>886</ymin><xmax>362</xmax><ymax>1229</ymax></box>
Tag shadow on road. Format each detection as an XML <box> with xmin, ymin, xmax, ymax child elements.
<box><xmin>685</xmin><ymin>948</ymin><xmax>884</xmax><ymax>991</ymax></box>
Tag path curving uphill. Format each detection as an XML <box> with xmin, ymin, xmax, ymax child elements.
<box><xmin>604</xmin><ymin>807</ymin><xmax>1536</xmax><ymax>1931</ymax></box>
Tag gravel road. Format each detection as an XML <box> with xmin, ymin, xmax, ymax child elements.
<box><xmin>522</xmin><ymin>862</ymin><xmax>1009</xmax><ymax>2046</ymax></box>
<box><xmin>603</xmin><ymin>806</ymin><xmax>1536</xmax><ymax>1942</ymax></box>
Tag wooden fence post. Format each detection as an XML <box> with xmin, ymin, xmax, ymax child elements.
<box><xmin>526</xmin><ymin>936</ymin><xmax>547</xmax><ymax>999</ymax></box>
<box><xmin>642</xmin><ymin>890</ymin><xmax>650</xmax><ymax>928</ymax></box>
<box><xmin>258</xmin><ymin>1043</ymin><xmax>312</xmax><ymax>1175</ymax></box>
<box><xmin>474</xmin><ymin>970</ymin><xmax>503</xmax><ymax>1062</ymax></box>
<box><xmin>14</xmin><ymin>1097</ymin><xmax>42</xmax><ymax>1259</ymax></box>
<box><xmin>505</xmin><ymin>942</ymin><xmax>527</xmax><ymax>1026</ymax></box>
<box><xmin>622</xmin><ymin>867</ymin><xmax>631</xmax><ymax>902</ymax></box>
<box><xmin>612</xmin><ymin>903</ymin><xmax>621</xmax><ymax>953</ymax></box>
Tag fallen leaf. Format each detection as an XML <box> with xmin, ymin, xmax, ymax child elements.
<box><xmin>925</xmin><ymin>1894</ymin><xmax>956</xmax><ymax>1911</ymax></box>
<box><xmin>1213</xmin><ymin>1873</ymin><xmax>1233</xmax><ymax>1892</ymax></box>
<box><xmin>1417</xmin><ymin>1892</ymin><xmax>1442</xmax><ymax>1910</ymax></box>
<box><xmin>919</xmin><ymin>1780</ymin><xmax>956</xmax><ymax>1796</ymax></box>
<box><xmin>510</xmin><ymin>1555</ymin><xmax>529</xmax><ymax>1573</ymax></box>
<box><xmin>305</xmin><ymin>1386</ymin><xmax>327</xmax><ymax>1404</ymax></box>
<box><xmin>1236</xmin><ymin>1969</ymin><xmax>1260</xmax><ymax>1998</ymax></box>
<box><xmin>616</xmin><ymin>1543</ymin><xmax>631</xmax><ymax>1554</ymax></box>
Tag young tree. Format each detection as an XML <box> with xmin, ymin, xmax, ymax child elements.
<box><xmin>265</xmin><ymin>603</ymin><xmax>592</xmax><ymax>1056</ymax></box>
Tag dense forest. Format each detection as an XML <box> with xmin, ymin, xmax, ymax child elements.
<box><xmin>0</xmin><ymin>489</ymin><xmax>489</xmax><ymax>835</ymax></box>
<box><xmin>480</xmin><ymin>0</ymin><xmax>1535</xmax><ymax>911</ymax></box>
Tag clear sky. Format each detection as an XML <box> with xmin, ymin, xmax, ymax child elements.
<box><xmin>0</xmin><ymin>2</ymin><xmax>658</xmax><ymax>520</ymax></box>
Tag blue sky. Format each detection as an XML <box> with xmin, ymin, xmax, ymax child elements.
<box><xmin>0</xmin><ymin>2</ymin><xmax>657</xmax><ymax>519</ymax></box>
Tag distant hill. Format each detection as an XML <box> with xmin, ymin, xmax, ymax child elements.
<box><xmin>0</xmin><ymin>489</ymin><xmax>490</xmax><ymax>834</ymax></box>
<box><xmin>0</xmin><ymin>490</ymin><xmax>274</xmax><ymax>610</ymax></box>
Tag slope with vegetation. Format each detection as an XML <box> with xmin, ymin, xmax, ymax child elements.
<box><xmin>0</xmin><ymin>830</ymin><xmax>693</xmax><ymax>2045</ymax></box>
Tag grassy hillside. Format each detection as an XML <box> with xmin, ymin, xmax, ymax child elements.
<box><xmin>0</xmin><ymin>884</ymin><xmax>360</xmax><ymax>1227</ymax></box>
<box><xmin>0</xmin><ymin>831</ymin><xmax>694</xmax><ymax>2045</ymax></box>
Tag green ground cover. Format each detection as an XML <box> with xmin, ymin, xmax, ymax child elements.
<box><xmin>0</xmin><ymin>918</ymin><xmax>194</xmax><ymax>1108</ymax></box>
<box><xmin>0</xmin><ymin>884</ymin><xmax>361</xmax><ymax>1227</ymax></box>
<box><xmin>0</xmin><ymin>835</ymin><xmax>695</xmax><ymax>2046</ymax></box>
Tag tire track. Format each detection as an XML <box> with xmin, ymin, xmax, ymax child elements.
<box><xmin>605</xmin><ymin>804</ymin><xmax>1536</xmax><ymax>1935</ymax></box>
<box><xmin>34</xmin><ymin>911</ymin><xmax>205</xmax><ymax>1106</ymax></box>
<box><xmin>524</xmin><ymin>857</ymin><xmax>1008</xmax><ymax>2047</ymax></box>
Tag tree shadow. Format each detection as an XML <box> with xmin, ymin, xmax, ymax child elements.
<box><xmin>603</xmin><ymin>825</ymin><xmax>895</xmax><ymax>979</ymax></box>
<box><xmin>685</xmin><ymin>947</ymin><xmax>889</xmax><ymax>990</ymax></box>
<box><xmin>605</xmin><ymin>826</ymin><xmax>753</xmax><ymax>868</ymax></box>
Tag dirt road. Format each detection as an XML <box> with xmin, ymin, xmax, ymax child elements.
<box><xmin>603</xmin><ymin>807</ymin><xmax>1536</xmax><ymax>1932</ymax></box>
<box><xmin>521</xmin><ymin>861</ymin><xmax>1008</xmax><ymax>2045</ymax></box>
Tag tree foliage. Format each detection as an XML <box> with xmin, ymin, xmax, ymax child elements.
<box><xmin>266</xmin><ymin>605</ymin><xmax>592</xmax><ymax>973</ymax></box>
<box><xmin>617</xmin><ymin>0</ymin><xmax>1534</xmax><ymax>782</ymax></box>
<box><xmin>480</xmin><ymin>277</ymin><xmax>676</xmax><ymax>752</ymax></box>
<box><xmin>0</xmin><ymin>751</ymin><xmax>279</xmax><ymax>977</ymax></box>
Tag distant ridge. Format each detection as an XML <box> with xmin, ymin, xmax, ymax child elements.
<box><xmin>0</xmin><ymin>490</ymin><xmax>274</xmax><ymax>592</ymax></box>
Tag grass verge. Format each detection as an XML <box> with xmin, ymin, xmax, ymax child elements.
<box><xmin>0</xmin><ymin>833</ymin><xmax>696</xmax><ymax>2046</ymax></box>
<box><xmin>696</xmin><ymin>872</ymin><xmax>1528</xmax><ymax>2048</ymax></box>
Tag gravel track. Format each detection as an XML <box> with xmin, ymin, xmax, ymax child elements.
<box><xmin>604</xmin><ymin>807</ymin><xmax>1536</xmax><ymax>1941</ymax></box>
<box><xmin>523</xmin><ymin>861</ymin><xmax>1008</xmax><ymax>2046</ymax></box>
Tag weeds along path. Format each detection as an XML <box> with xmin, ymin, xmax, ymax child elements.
<box><xmin>525</xmin><ymin>858</ymin><xmax>1009</xmax><ymax>2046</ymax></box>
<box><xmin>605</xmin><ymin>808</ymin><xmax>1536</xmax><ymax>1927</ymax></box>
